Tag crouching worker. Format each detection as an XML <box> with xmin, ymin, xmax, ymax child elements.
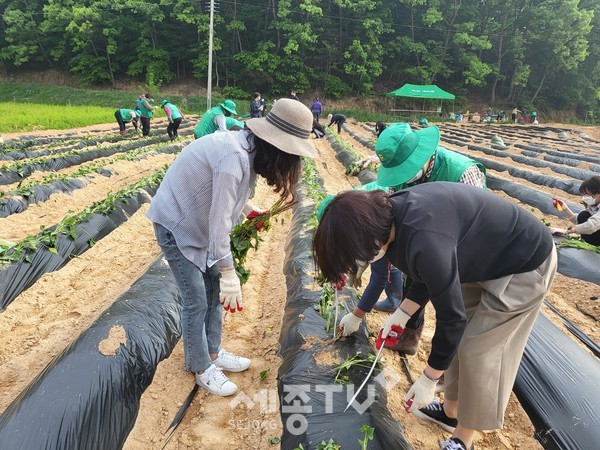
<box><xmin>115</xmin><ymin>109</ymin><xmax>139</xmax><ymax>136</ymax></box>
<box><xmin>313</xmin><ymin>183</ymin><xmax>557</xmax><ymax>450</ymax></box>
<box><xmin>553</xmin><ymin>175</ymin><xmax>600</xmax><ymax>246</ymax></box>
<box><xmin>147</xmin><ymin>99</ymin><xmax>316</xmax><ymax>397</ymax></box>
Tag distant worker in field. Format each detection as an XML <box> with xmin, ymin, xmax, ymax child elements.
<box><xmin>250</xmin><ymin>93</ymin><xmax>263</xmax><ymax>118</ymax></box>
<box><xmin>552</xmin><ymin>176</ymin><xmax>600</xmax><ymax>246</ymax></box>
<box><xmin>136</xmin><ymin>93</ymin><xmax>157</xmax><ymax>137</ymax></box>
<box><xmin>326</xmin><ymin>113</ymin><xmax>346</xmax><ymax>134</ymax></box>
<box><xmin>194</xmin><ymin>100</ymin><xmax>238</xmax><ymax>139</ymax></box>
<box><xmin>530</xmin><ymin>111</ymin><xmax>538</xmax><ymax>124</ymax></box>
<box><xmin>290</xmin><ymin>90</ymin><xmax>300</xmax><ymax>101</ymax></box>
<box><xmin>338</xmin><ymin>123</ymin><xmax>486</xmax><ymax>358</ymax></box>
<box><xmin>511</xmin><ymin>107</ymin><xmax>520</xmax><ymax>123</ymax></box>
<box><xmin>311</xmin><ymin>97</ymin><xmax>323</xmax><ymax>122</ymax></box>
<box><xmin>312</xmin><ymin>119</ymin><xmax>325</xmax><ymax>139</ymax></box>
<box><xmin>114</xmin><ymin>109</ymin><xmax>139</xmax><ymax>136</ymax></box>
<box><xmin>161</xmin><ymin>100</ymin><xmax>184</xmax><ymax>141</ymax></box>
<box><xmin>146</xmin><ymin>99</ymin><xmax>316</xmax><ymax>397</ymax></box>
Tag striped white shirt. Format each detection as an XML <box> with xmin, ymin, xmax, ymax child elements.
<box><xmin>147</xmin><ymin>130</ymin><xmax>257</xmax><ymax>270</ymax></box>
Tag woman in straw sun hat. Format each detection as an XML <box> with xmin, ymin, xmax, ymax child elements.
<box><xmin>147</xmin><ymin>98</ymin><xmax>315</xmax><ymax>397</ymax></box>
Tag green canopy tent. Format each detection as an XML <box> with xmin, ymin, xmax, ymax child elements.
<box><xmin>386</xmin><ymin>84</ymin><xmax>455</xmax><ymax>115</ymax></box>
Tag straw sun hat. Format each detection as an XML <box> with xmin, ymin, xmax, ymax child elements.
<box><xmin>246</xmin><ymin>98</ymin><xmax>316</xmax><ymax>158</ymax></box>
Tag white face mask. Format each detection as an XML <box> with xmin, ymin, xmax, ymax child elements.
<box><xmin>406</xmin><ymin>169</ymin><xmax>424</xmax><ymax>184</ymax></box>
<box><xmin>582</xmin><ymin>196</ymin><xmax>597</xmax><ymax>206</ymax></box>
<box><xmin>369</xmin><ymin>247</ymin><xmax>386</xmax><ymax>263</ymax></box>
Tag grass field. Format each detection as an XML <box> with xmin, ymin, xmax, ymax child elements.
<box><xmin>0</xmin><ymin>103</ymin><xmax>122</xmax><ymax>133</ymax></box>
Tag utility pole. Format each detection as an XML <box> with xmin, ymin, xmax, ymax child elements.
<box><xmin>206</xmin><ymin>0</ymin><xmax>215</xmax><ymax>111</ymax></box>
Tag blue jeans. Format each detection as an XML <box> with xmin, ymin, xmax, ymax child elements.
<box><xmin>357</xmin><ymin>256</ymin><xmax>403</xmax><ymax>311</ymax></box>
<box><xmin>154</xmin><ymin>223</ymin><xmax>222</xmax><ymax>373</ymax></box>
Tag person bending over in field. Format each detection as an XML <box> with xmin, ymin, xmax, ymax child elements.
<box><xmin>114</xmin><ymin>109</ymin><xmax>139</xmax><ymax>136</ymax></box>
<box><xmin>338</xmin><ymin>123</ymin><xmax>486</xmax><ymax>359</ymax></box>
<box><xmin>147</xmin><ymin>99</ymin><xmax>316</xmax><ymax>397</ymax></box>
<box><xmin>193</xmin><ymin>100</ymin><xmax>238</xmax><ymax>139</ymax></box>
<box><xmin>161</xmin><ymin>100</ymin><xmax>185</xmax><ymax>141</ymax></box>
<box><xmin>326</xmin><ymin>113</ymin><xmax>346</xmax><ymax>134</ymax></box>
<box><xmin>314</xmin><ymin>185</ymin><xmax>556</xmax><ymax>450</ymax></box>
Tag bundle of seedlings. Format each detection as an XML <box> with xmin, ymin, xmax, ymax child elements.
<box><xmin>230</xmin><ymin>199</ymin><xmax>288</xmax><ymax>284</ymax></box>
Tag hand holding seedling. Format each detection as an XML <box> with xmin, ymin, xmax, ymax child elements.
<box><xmin>339</xmin><ymin>312</ymin><xmax>361</xmax><ymax>336</ymax></box>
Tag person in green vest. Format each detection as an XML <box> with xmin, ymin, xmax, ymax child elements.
<box><xmin>137</xmin><ymin>93</ymin><xmax>157</xmax><ymax>137</ymax></box>
<box><xmin>340</xmin><ymin>122</ymin><xmax>486</xmax><ymax>357</ymax></box>
<box><xmin>114</xmin><ymin>109</ymin><xmax>139</xmax><ymax>136</ymax></box>
<box><xmin>193</xmin><ymin>100</ymin><xmax>238</xmax><ymax>139</ymax></box>
<box><xmin>161</xmin><ymin>100</ymin><xmax>185</xmax><ymax>141</ymax></box>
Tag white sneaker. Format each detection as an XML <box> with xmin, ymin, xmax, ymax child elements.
<box><xmin>213</xmin><ymin>349</ymin><xmax>251</xmax><ymax>372</ymax></box>
<box><xmin>196</xmin><ymin>364</ymin><xmax>238</xmax><ymax>396</ymax></box>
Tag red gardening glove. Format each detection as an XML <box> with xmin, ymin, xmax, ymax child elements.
<box><xmin>552</xmin><ymin>198</ymin><xmax>564</xmax><ymax>212</ymax></box>
<box><xmin>246</xmin><ymin>210</ymin><xmax>269</xmax><ymax>232</ymax></box>
<box><xmin>375</xmin><ymin>325</ymin><xmax>403</xmax><ymax>350</ymax></box>
<box><xmin>334</xmin><ymin>274</ymin><xmax>347</xmax><ymax>291</ymax></box>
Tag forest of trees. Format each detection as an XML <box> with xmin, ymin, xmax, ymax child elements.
<box><xmin>0</xmin><ymin>0</ymin><xmax>598</xmax><ymax>111</ymax></box>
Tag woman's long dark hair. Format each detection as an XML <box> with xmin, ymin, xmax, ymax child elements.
<box><xmin>313</xmin><ymin>190</ymin><xmax>394</xmax><ymax>282</ymax></box>
<box><xmin>250</xmin><ymin>133</ymin><xmax>301</xmax><ymax>204</ymax></box>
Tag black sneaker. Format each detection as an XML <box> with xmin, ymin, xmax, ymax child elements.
<box><xmin>440</xmin><ymin>437</ymin><xmax>474</xmax><ymax>450</ymax></box>
<box><xmin>413</xmin><ymin>399</ymin><xmax>458</xmax><ymax>432</ymax></box>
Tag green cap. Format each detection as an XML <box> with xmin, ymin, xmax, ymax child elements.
<box><xmin>220</xmin><ymin>99</ymin><xmax>238</xmax><ymax>115</ymax></box>
<box><xmin>375</xmin><ymin>122</ymin><xmax>440</xmax><ymax>187</ymax></box>
<box><xmin>161</xmin><ymin>100</ymin><xmax>169</xmax><ymax>107</ymax></box>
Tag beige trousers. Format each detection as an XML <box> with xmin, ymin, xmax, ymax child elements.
<box><xmin>444</xmin><ymin>246</ymin><xmax>557</xmax><ymax>430</ymax></box>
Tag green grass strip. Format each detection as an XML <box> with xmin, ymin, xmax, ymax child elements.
<box><xmin>0</xmin><ymin>102</ymin><xmax>119</xmax><ymax>133</ymax></box>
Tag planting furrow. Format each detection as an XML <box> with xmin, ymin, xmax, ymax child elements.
<box><xmin>1</xmin><ymin>151</ymin><xmax>176</xmax><ymax>241</ymax></box>
<box><xmin>0</xmin><ymin>140</ymin><xmax>189</xmax><ymax>219</ymax></box>
<box><xmin>0</xmin><ymin>136</ymin><xmax>166</xmax><ymax>185</ymax></box>
<box><xmin>0</xmin><ymin>167</ymin><xmax>168</xmax><ymax>310</ymax></box>
<box><xmin>277</xmin><ymin>158</ymin><xmax>411</xmax><ymax>449</ymax></box>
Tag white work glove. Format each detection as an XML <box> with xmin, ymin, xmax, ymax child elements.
<box><xmin>339</xmin><ymin>312</ymin><xmax>362</xmax><ymax>336</ymax></box>
<box><xmin>242</xmin><ymin>202</ymin><xmax>267</xmax><ymax>216</ymax></box>
<box><xmin>381</xmin><ymin>308</ymin><xmax>411</xmax><ymax>339</ymax></box>
<box><xmin>404</xmin><ymin>373</ymin><xmax>439</xmax><ymax>412</ymax></box>
<box><xmin>348</xmin><ymin>260</ymin><xmax>368</xmax><ymax>289</ymax></box>
<box><xmin>220</xmin><ymin>269</ymin><xmax>243</xmax><ymax>313</ymax></box>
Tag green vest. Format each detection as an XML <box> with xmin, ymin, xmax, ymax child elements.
<box><xmin>194</xmin><ymin>106</ymin><xmax>224</xmax><ymax>138</ymax></box>
<box><xmin>138</xmin><ymin>98</ymin><xmax>154</xmax><ymax>118</ymax></box>
<box><xmin>119</xmin><ymin>109</ymin><xmax>135</xmax><ymax>122</ymax></box>
<box><xmin>393</xmin><ymin>147</ymin><xmax>486</xmax><ymax>191</ymax></box>
<box><xmin>165</xmin><ymin>103</ymin><xmax>182</xmax><ymax>120</ymax></box>
<box><xmin>428</xmin><ymin>147</ymin><xmax>486</xmax><ymax>186</ymax></box>
<box><xmin>225</xmin><ymin>117</ymin><xmax>244</xmax><ymax>129</ymax></box>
